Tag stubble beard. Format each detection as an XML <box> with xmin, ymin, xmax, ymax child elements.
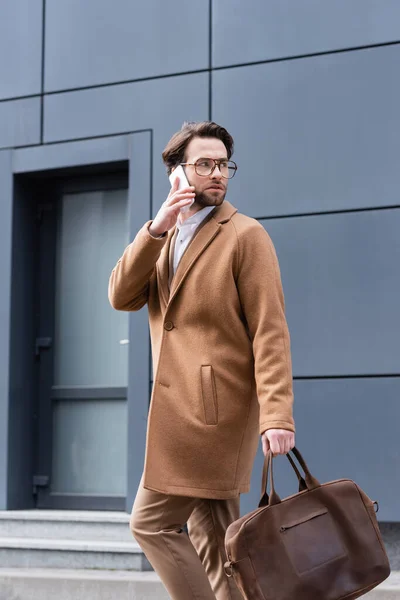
<box><xmin>194</xmin><ymin>189</ymin><xmax>226</xmax><ymax>209</ymax></box>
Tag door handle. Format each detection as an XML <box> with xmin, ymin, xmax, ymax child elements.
<box><xmin>35</xmin><ymin>337</ymin><xmax>53</xmax><ymax>357</ymax></box>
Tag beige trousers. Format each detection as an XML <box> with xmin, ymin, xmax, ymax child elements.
<box><xmin>130</xmin><ymin>476</ymin><xmax>243</xmax><ymax>600</ymax></box>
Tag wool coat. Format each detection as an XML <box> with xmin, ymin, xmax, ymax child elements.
<box><xmin>108</xmin><ymin>201</ymin><xmax>295</xmax><ymax>499</ymax></box>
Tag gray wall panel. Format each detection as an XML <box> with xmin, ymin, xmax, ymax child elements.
<box><xmin>44</xmin><ymin>73</ymin><xmax>209</xmax><ymax>216</ymax></box>
<box><xmin>241</xmin><ymin>377</ymin><xmax>400</xmax><ymax>521</ymax></box>
<box><xmin>13</xmin><ymin>135</ymin><xmax>130</xmax><ymax>174</ymax></box>
<box><xmin>0</xmin><ymin>150</ymin><xmax>13</xmax><ymax>509</ymax></box>
<box><xmin>213</xmin><ymin>45</ymin><xmax>400</xmax><ymax>216</ymax></box>
<box><xmin>262</xmin><ymin>210</ymin><xmax>400</xmax><ymax>377</ymax></box>
<box><xmin>44</xmin><ymin>73</ymin><xmax>208</xmax><ymax>143</ymax></box>
<box><xmin>213</xmin><ymin>0</ymin><xmax>400</xmax><ymax>67</ymax></box>
<box><xmin>0</xmin><ymin>97</ymin><xmax>41</xmax><ymax>149</ymax></box>
<box><xmin>45</xmin><ymin>0</ymin><xmax>209</xmax><ymax>92</ymax></box>
<box><xmin>0</xmin><ymin>0</ymin><xmax>42</xmax><ymax>99</ymax></box>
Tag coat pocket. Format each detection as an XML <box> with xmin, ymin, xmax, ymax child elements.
<box><xmin>200</xmin><ymin>365</ymin><xmax>218</xmax><ymax>425</ymax></box>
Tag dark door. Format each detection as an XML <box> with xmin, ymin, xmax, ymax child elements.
<box><xmin>34</xmin><ymin>174</ymin><xmax>130</xmax><ymax>510</ymax></box>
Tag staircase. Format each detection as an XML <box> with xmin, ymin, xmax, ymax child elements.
<box><xmin>0</xmin><ymin>511</ymin><xmax>168</xmax><ymax>600</ymax></box>
<box><xmin>0</xmin><ymin>511</ymin><xmax>398</xmax><ymax>600</ymax></box>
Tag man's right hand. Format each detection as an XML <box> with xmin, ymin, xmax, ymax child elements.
<box><xmin>149</xmin><ymin>177</ymin><xmax>195</xmax><ymax>237</ymax></box>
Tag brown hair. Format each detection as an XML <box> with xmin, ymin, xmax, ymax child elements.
<box><xmin>162</xmin><ymin>121</ymin><xmax>234</xmax><ymax>175</ymax></box>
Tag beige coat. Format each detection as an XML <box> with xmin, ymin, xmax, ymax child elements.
<box><xmin>109</xmin><ymin>201</ymin><xmax>295</xmax><ymax>499</ymax></box>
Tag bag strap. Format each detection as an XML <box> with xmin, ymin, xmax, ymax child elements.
<box><xmin>259</xmin><ymin>446</ymin><xmax>321</xmax><ymax>507</ymax></box>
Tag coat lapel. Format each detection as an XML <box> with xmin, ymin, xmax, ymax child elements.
<box><xmin>168</xmin><ymin>201</ymin><xmax>238</xmax><ymax>306</ymax></box>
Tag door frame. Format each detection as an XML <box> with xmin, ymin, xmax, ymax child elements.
<box><xmin>3</xmin><ymin>132</ymin><xmax>153</xmax><ymax>511</ymax></box>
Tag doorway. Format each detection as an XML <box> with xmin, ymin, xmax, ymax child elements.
<box><xmin>34</xmin><ymin>173</ymin><xmax>129</xmax><ymax>510</ymax></box>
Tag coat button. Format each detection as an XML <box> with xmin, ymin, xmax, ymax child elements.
<box><xmin>164</xmin><ymin>321</ymin><xmax>174</xmax><ymax>331</ymax></box>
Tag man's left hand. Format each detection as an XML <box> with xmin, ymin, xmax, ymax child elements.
<box><xmin>261</xmin><ymin>429</ymin><xmax>295</xmax><ymax>456</ymax></box>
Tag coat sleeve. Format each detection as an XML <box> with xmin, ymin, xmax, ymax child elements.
<box><xmin>108</xmin><ymin>221</ymin><xmax>168</xmax><ymax>311</ymax></box>
<box><xmin>235</xmin><ymin>222</ymin><xmax>295</xmax><ymax>434</ymax></box>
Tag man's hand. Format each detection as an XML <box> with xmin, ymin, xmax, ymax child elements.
<box><xmin>261</xmin><ymin>429</ymin><xmax>295</xmax><ymax>456</ymax></box>
<box><xmin>149</xmin><ymin>176</ymin><xmax>195</xmax><ymax>237</ymax></box>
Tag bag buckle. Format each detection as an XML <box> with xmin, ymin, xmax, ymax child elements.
<box><xmin>373</xmin><ymin>500</ymin><xmax>379</xmax><ymax>513</ymax></box>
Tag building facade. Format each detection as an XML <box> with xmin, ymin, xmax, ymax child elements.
<box><xmin>0</xmin><ymin>0</ymin><xmax>399</xmax><ymax>528</ymax></box>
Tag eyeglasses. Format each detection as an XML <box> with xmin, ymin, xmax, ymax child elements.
<box><xmin>181</xmin><ymin>158</ymin><xmax>237</xmax><ymax>179</ymax></box>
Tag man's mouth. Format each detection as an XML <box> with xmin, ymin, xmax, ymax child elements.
<box><xmin>207</xmin><ymin>185</ymin><xmax>224</xmax><ymax>191</ymax></box>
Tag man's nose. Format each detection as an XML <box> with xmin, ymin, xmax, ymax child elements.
<box><xmin>211</xmin><ymin>165</ymin><xmax>222</xmax><ymax>178</ymax></box>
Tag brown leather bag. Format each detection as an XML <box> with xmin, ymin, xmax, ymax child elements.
<box><xmin>224</xmin><ymin>447</ymin><xmax>390</xmax><ymax>600</ymax></box>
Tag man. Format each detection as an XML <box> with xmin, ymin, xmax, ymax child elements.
<box><xmin>108</xmin><ymin>121</ymin><xmax>295</xmax><ymax>600</ymax></box>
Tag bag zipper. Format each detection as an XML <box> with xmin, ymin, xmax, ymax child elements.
<box><xmin>280</xmin><ymin>508</ymin><xmax>328</xmax><ymax>532</ymax></box>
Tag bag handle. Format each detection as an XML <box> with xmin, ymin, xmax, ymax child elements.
<box><xmin>259</xmin><ymin>451</ymin><xmax>281</xmax><ymax>507</ymax></box>
<box><xmin>259</xmin><ymin>446</ymin><xmax>321</xmax><ymax>508</ymax></box>
<box><xmin>260</xmin><ymin>447</ymin><xmax>308</xmax><ymax>501</ymax></box>
<box><xmin>259</xmin><ymin>452</ymin><xmax>305</xmax><ymax>507</ymax></box>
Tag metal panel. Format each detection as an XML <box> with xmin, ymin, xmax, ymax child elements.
<box><xmin>0</xmin><ymin>97</ymin><xmax>41</xmax><ymax>149</ymax></box>
<box><xmin>44</xmin><ymin>73</ymin><xmax>209</xmax><ymax>143</ymax></box>
<box><xmin>213</xmin><ymin>45</ymin><xmax>400</xmax><ymax>216</ymax></box>
<box><xmin>45</xmin><ymin>0</ymin><xmax>209</xmax><ymax>92</ymax></box>
<box><xmin>126</xmin><ymin>132</ymin><xmax>152</xmax><ymax>511</ymax></box>
<box><xmin>213</xmin><ymin>0</ymin><xmax>400</xmax><ymax>67</ymax></box>
<box><xmin>261</xmin><ymin>209</ymin><xmax>400</xmax><ymax>377</ymax></box>
<box><xmin>242</xmin><ymin>377</ymin><xmax>400</xmax><ymax>521</ymax></box>
<box><xmin>0</xmin><ymin>151</ymin><xmax>13</xmax><ymax>509</ymax></box>
<box><xmin>13</xmin><ymin>135</ymin><xmax>130</xmax><ymax>174</ymax></box>
<box><xmin>0</xmin><ymin>0</ymin><xmax>42</xmax><ymax>99</ymax></box>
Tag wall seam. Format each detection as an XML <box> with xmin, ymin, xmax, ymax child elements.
<box><xmin>0</xmin><ymin>94</ymin><xmax>41</xmax><ymax>105</ymax></box>
<box><xmin>208</xmin><ymin>0</ymin><xmax>212</xmax><ymax>120</ymax></box>
<box><xmin>43</xmin><ymin>68</ymin><xmax>210</xmax><ymax>97</ymax></box>
<box><xmin>40</xmin><ymin>0</ymin><xmax>47</xmax><ymax>144</ymax></box>
<box><xmin>256</xmin><ymin>205</ymin><xmax>400</xmax><ymax>221</ymax></box>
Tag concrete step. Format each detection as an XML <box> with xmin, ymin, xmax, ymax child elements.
<box><xmin>0</xmin><ymin>570</ymin><xmax>398</xmax><ymax>600</ymax></box>
<box><xmin>0</xmin><ymin>569</ymin><xmax>169</xmax><ymax>600</ymax></box>
<box><xmin>0</xmin><ymin>537</ymin><xmax>151</xmax><ymax>570</ymax></box>
<box><xmin>0</xmin><ymin>510</ymin><xmax>132</xmax><ymax>542</ymax></box>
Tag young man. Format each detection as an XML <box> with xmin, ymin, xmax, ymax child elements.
<box><xmin>109</xmin><ymin>121</ymin><xmax>295</xmax><ymax>600</ymax></box>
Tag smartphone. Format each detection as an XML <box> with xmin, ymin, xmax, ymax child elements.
<box><xmin>169</xmin><ymin>165</ymin><xmax>195</xmax><ymax>213</ymax></box>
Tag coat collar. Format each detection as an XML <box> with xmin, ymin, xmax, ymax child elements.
<box><xmin>212</xmin><ymin>200</ymin><xmax>238</xmax><ymax>224</ymax></box>
<box><xmin>157</xmin><ymin>201</ymin><xmax>237</xmax><ymax>308</ymax></box>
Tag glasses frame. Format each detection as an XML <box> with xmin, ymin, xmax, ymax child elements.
<box><xmin>180</xmin><ymin>158</ymin><xmax>238</xmax><ymax>179</ymax></box>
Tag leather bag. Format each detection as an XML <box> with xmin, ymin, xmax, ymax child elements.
<box><xmin>224</xmin><ymin>447</ymin><xmax>390</xmax><ymax>600</ymax></box>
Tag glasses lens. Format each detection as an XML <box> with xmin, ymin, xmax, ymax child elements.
<box><xmin>226</xmin><ymin>163</ymin><xmax>237</xmax><ymax>179</ymax></box>
<box><xmin>195</xmin><ymin>159</ymin><xmax>214</xmax><ymax>176</ymax></box>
